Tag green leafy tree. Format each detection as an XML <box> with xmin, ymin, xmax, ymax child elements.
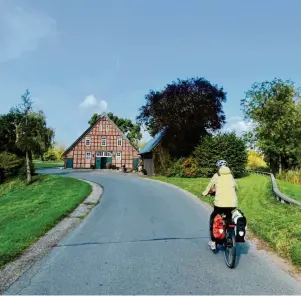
<box><xmin>241</xmin><ymin>79</ymin><xmax>301</xmax><ymax>174</ymax></box>
<box><xmin>193</xmin><ymin>132</ymin><xmax>248</xmax><ymax>177</ymax></box>
<box><xmin>88</xmin><ymin>112</ymin><xmax>142</xmax><ymax>149</ymax></box>
<box><xmin>11</xmin><ymin>90</ymin><xmax>54</xmax><ymax>183</ymax></box>
<box><xmin>136</xmin><ymin>77</ymin><xmax>227</xmax><ymax>157</ymax></box>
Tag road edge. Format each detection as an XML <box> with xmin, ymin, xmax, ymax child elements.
<box><xmin>0</xmin><ymin>178</ymin><xmax>103</xmax><ymax>294</ymax></box>
<box><xmin>142</xmin><ymin>177</ymin><xmax>301</xmax><ymax>283</ymax></box>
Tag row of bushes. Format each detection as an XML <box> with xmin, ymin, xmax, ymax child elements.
<box><xmin>0</xmin><ymin>152</ymin><xmax>35</xmax><ymax>183</ymax></box>
<box><xmin>164</xmin><ymin>133</ymin><xmax>248</xmax><ymax>178</ymax></box>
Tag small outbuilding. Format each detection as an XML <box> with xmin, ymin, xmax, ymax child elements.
<box><xmin>138</xmin><ymin>130</ymin><xmax>166</xmax><ymax>176</ymax></box>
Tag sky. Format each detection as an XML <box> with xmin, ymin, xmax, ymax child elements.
<box><xmin>0</xmin><ymin>0</ymin><xmax>300</xmax><ymax>147</ymax></box>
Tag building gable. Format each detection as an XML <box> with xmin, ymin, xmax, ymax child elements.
<box><xmin>63</xmin><ymin>113</ymin><xmax>138</xmax><ymax>156</ymax></box>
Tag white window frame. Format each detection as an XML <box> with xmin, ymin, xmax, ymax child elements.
<box><xmin>117</xmin><ymin>137</ymin><xmax>122</xmax><ymax>146</ymax></box>
<box><xmin>86</xmin><ymin>151</ymin><xmax>92</xmax><ymax>160</ymax></box>
<box><xmin>85</xmin><ymin>137</ymin><xmax>91</xmax><ymax>146</ymax></box>
<box><xmin>106</xmin><ymin>125</ymin><xmax>110</xmax><ymax>132</ymax></box>
<box><xmin>101</xmin><ymin>136</ymin><xmax>107</xmax><ymax>146</ymax></box>
<box><xmin>116</xmin><ymin>152</ymin><xmax>122</xmax><ymax>161</ymax></box>
<box><xmin>95</xmin><ymin>151</ymin><xmax>112</xmax><ymax>157</ymax></box>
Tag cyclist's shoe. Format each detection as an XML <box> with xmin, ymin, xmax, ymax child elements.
<box><xmin>208</xmin><ymin>240</ymin><xmax>216</xmax><ymax>250</ymax></box>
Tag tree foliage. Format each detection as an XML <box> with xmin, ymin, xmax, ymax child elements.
<box><xmin>247</xmin><ymin>150</ymin><xmax>268</xmax><ymax>171</ymax></box>
<box><xmin>241</xmin><ymin>78</ymin><xmax>301</xmax><ymax>173</ymax></box>
<box><xmin>88</xmin><ymin>112</ymin><xmax>142</xmax><ymax>149</ymax></box>
<box><xmin>0</xmin><ymin>90</ymin><xmax>54</xmax><ymax>183</ymax></box>
<box><xmin>193</xmin><ymin>132</ymin><xmax>248</xmax><ymax>177</ymax></box>
<box><xmin>43</xmin><ymin>147</ymin><xmax>65</xmax><ymax>161</ymax></box>
<box><xmin>137</xmin><ymin>77</ymin><xmax>227</xmax><ymax>157</ymax></box>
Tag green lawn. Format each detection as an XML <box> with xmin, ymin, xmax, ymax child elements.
<box><xmin>152</xmin><ymin>174</ymin><xmax>301</xmax><ymax>268</ymax></box>
<box><xmin>33</xmin><ymin>160</ymin><xmax>64</xmax><ymax>169</ymax></box>
<box><xmin>0</xmin><ymin>175</ymin><xmax>91</xmax><ymax>268</ymax></box>
<box><xmin>277</xmin><ymin>179</ymin><xmax>301</xmax><ymax>202</ymax></box>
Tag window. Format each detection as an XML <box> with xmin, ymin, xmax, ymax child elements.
<box><xmin>117</xmin><ymin>137</ymin><xmax>122</xmax><ymax>146</ymax></box>
<box><xmin>86</xmin><ymin>152</ymin><xmax>92</xmax><ymax>160</ymax></box>
<box><xmin>116</xmin><ymin>152</ymin><xmax>122</xmax><ymax>161</ymax></box>
<box><xmin>101</xmin><ymin>136</ymin><xmax>107</xmax><ymax>146</ymax></box>
<box><xmin>85</xmin><ymin>137</ymin><xmax>91</xmax><ymax>146</ymax></box>
<box><xmin>95</xmin><ymin>151</ymin><xmax>112</xmax><ymax>157</ymax></box>
<box><xmin>106</xmin><ymin>125</ymin><xmax>110</xmax><ymax>132</ymax></box>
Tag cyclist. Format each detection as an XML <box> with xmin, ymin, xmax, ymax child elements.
<box><xmin>202</xmin><ymin>160</ymin><xmax>238</xmax><ymax>250</ymax></box>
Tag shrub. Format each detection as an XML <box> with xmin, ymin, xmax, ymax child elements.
<box><xmin>166</xmin><ymin>157</ymin><xmax>212</xmax><ymax>178</ymax></box>
<box><xmin>90</xmin><ymin>164</ymin><xmax>95</xmax><ymax>169</ymax></box>
<box><xmin>193</xmin><ymin>132</ymin><xmax>248</xmax><ymax>177</ymax></box>
<box><xmin>277</xmin><ymin>169</ymin><xmax>301</xmax><ymax>185</ymax></box>
<box><xmin>0</xmin><ymin>152</ymin><xmax>23</xmax><ymax>182</ymax></box>
<box><xmin>106</xmin><ymin>162</ymin><xmax>112</xmax><ymax>169</ymax></box>
<box><xmin>111</xmin><ymin>164</ymin><xmax>116</xmax><ymax>170</ymax></box>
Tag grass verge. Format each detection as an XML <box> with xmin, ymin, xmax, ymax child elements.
<box><xmin>33</xmin><ymin>160</ymin><xmax>64</xmax><ymax>169</ymax></box>
<box><xmin>151</xmin><ymin>174</ymin><xmax>301</xmax><ymax>269</ymax></box>
<box><xmin>277</xmin><ymin>179</ymin><xmax>301</xmax><ymax>202</ymax></box>
<box><xmin>0</xmin><ymin>175</ymin><xmax>91</xmax><ymax>268</ymax></box>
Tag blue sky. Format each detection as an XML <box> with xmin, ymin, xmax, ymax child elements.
<box><xmin>1</xmin><ymin>0</ymin><xmax>300</xmax><ymax>147</ymax></box>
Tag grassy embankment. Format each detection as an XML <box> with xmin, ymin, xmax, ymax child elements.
<box><xmin>0</xmin><ymin>174</ymin><xmax>91</xmax><ymax>268</ymax></box>
<box><xmin>152</xmin><ymin>174</ymin><xmax>301</xmax><ymax>268</ymax></box>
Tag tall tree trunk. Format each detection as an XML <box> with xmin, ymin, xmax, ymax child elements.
<box><xmin>26</xmin><ymin>150</ymin><xmax>32</xmax><ymax>184</ymax></box>
<box><xmin>279</xmin><ymin>155</ymin><xmax>282</xmax><ymax>174</ymax></box>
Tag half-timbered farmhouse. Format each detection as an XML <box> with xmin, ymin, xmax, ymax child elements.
<box><xmin>62</xmin><ymin>113</ymin><xmax>140</xmax><ymax>169</ymax></box>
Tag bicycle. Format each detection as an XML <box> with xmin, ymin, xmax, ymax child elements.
<box><xmin>207</xmin><ymin>189</ymin><xmax>238</xmax><ymax>269</ymax></box>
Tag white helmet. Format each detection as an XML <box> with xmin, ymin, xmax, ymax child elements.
<box><xmin>216</xmin><ymin>160</ymin><xmax>227</xmax><ymax>167</ymax></box>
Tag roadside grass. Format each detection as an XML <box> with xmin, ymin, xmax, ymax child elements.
<box><xmin>0</xmin><ymin>175</ymin><xmax>91</xmax><ymax>268</ymax></box>
<box><xmin>33</xmin><ymin>160</ymin><xmax>64</xmax><ymax>169</ymax></box>
<box><xmin>151</xmin><ymin>174</ymin><xmax>301</xmax><ymax>268</ymax></box>
<box><xmin>277</xmin><ymin>179</ymin><xmax>301</xmax><ymax>202</ymax></box>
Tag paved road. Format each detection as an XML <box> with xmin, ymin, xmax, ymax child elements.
<box><xmin>5</xmin><ymin>169</ymin><xmax>301</xmax><ymax>294</ymax></box>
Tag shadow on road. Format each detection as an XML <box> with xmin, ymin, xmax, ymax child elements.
<box><xmin>236</xmin><ymin>241</ymin><xmax>250</xmax><ymax>265</ymax></box>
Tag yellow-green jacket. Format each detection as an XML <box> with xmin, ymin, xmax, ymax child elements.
<box><xmin>202</xmin><ymin>166</ymin><xmax>238</xmax><ymax>208</ymax></box>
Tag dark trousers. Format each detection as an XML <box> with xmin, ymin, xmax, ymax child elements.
<box><xmin>209</xmin><ymin>206</ymin><xmax>236</xmax><ymax>241</ymax></box>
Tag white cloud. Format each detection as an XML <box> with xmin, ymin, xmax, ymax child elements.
<box><xmin>0</xmin><ymin>3</ymin><xmax>57</xmax><ymax>63</ymax></box>
<box><xmin>225</xmin><ymin>117</ymin><xmax>254</xmax><ymax>136</ymax></box>
<box><xmin>79</xmin><ymin>94</ymin><xmax>108</xmax><ymax>113</ymax></box>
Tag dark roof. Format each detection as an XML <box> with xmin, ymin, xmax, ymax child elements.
<box><xmin>62</xmin><ymin>112</ymin><xmax>138</xmax><ymax>156</ymax></box>
<box><xmin>139</xmin><ymin>130</ymin><xmax>165</xmax><ymax>155</ymax></box>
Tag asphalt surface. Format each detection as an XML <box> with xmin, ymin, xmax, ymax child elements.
<box><xmin>5</xmin><ymin>169</ymin><xmax>301</xmax><ymax>295</ymax></box>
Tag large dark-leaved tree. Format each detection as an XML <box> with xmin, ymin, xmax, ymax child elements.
<box><xmin>88</xmin><ymin>112</ymin><xmax>142</xmax><ymax>149</ymax></box>
<box><xmin>137</xmin><ymin>77</ymin><xmax>227</xmax><ymax>157</ymax></box>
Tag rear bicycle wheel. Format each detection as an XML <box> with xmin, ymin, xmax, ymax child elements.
<box><xmin>224</xmin><ymin>229</ymin><xmax>236</xmax><ymax>268</ymax></box>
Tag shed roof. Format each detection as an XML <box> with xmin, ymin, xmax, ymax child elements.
<box><xmin>139</xmin><ymin>130</ymin><xmax>165</xmax><ymax>155</ymax></box>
